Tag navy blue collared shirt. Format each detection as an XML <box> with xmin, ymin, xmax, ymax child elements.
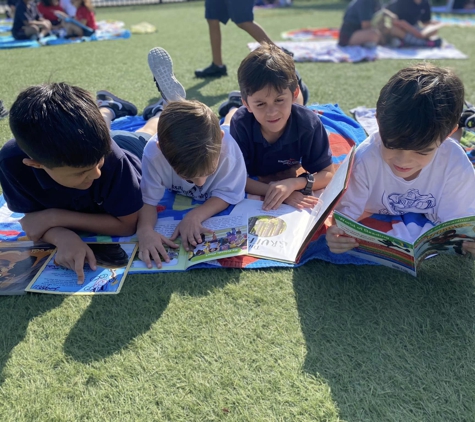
<box><xmin>343</xmin><ymin>0</ymin><xmax>381</xmax><ymax>26</ymax></box>
<box><xmin>12</xmin><ymin>1</ymin><xmax>41</xmax><ymax>34</ymax></box>
<box><xmin>0</xmin><ymin>139</ymin><xmax>143</xmax><ymax>217</ymax></box>
<box><xmin>230</xmin><ymin>104</ymin><xmax>333</xmax><ymax>177</ymax></box>
<box><xmin>387</xmin><ymin>0</ymin><xmax>431</xmax><ymax>25</ymax></box>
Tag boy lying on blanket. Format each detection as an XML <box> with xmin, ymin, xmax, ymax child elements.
<box><xmin>218</xmin><ymin>43</ymin><xmax>335</xmax><ymax>211</ymax></box>
<box><xmin>327</xmin><ymin>63</ymin><xmax>475</xmax><ymax>257</ymax></box>
<box><xmin>0</xmin><ymin>82</ymin><xmax>154</xmax><ymax>283</ymax></box>
<box><xmin>137</xmin><ymin>47</ymin><xmax>246</xmax><ymax>269</ymax></box>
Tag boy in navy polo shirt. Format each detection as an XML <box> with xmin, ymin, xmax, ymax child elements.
<box><xmin>228</xmin><ymin>43</ymin><xmax>334</xmax><ymax>211</ymax></box>
<box><xmin>0</xmin><ymin>83</ymin><xmax>150</xmax><ymax>283</ymax></box>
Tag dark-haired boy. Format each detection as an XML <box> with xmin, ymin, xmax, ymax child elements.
<box><xmin>224</xmin><ymin>43</ymin><xmax>334</xmax><ymax>211</ymax></box>
<box><xmin>0</xmin><ymin>83</ymin><xmax>146</xmax><ymax>282</ymax></box>
<box><xmin>327</xmin><ymin>63</ymin><xmax>475</xmax><ymax>256</ymax></box>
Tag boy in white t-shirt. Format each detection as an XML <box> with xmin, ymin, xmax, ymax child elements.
<box><xmin>327</xmin><ymin>63</ymin><xmax>475</xmax><ymax>255</ymax></box>
<box><xmin>138</xmin><ymin>99</ymin><xmax>246</xmax><ymax>268</ymax></box>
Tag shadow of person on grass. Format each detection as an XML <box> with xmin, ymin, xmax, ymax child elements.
<box><xmin>0</xmin><ymin>295</ymin><xmax>64</xmax><ymax>385</ymax></box>
<box><xmin>62</xmin><ymin>269</ymin><xmax>241</xmax><ymax>363</ymax></box>
<box><xmin>293</xmin><ymin>256</ymin><xmax>475</xmax><ymax>421</ymax></box>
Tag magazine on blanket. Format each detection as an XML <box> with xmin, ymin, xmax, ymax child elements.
<box><xmin>333</xmin><ymin>212</ymin><xmax>475</xmax><ymax>276</ymax></box>
<box><xmin>0</xmin><ymin>241</ymin><xmax>56</xmax><ymax>295</ymax></box>
<box><xmin>130</xmin><ymin>214</ymin><xmax>248</xmax><ymax>272</ymax></box>
<box><xmin>230</xmin><ymin>146</ymin><xmax>356</xmax><ymax>263</ymax></box>
<box><xmin>25</xmin><ymin>242</ymin><xmax>137</xmax><ymax>295</ymax></box>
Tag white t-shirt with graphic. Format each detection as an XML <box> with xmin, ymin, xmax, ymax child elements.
<box><xmin>141</xmin><ymin>125</ymin><xmax>246</xmax><ymax>206</ymax></box>
<box><xmin>337</xmin><ymin>131</ymin><xmax>475</xmax><ymax>225</ymax></box>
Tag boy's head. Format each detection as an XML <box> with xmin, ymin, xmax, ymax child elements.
<box><xmin>376</xmin><ymin>63</ymin><xmax>464</xmax><ymax>180</ymax></box>
<box><xmin>238</xmin><ymin>43</ymin><xmax>299</xmax><ymax>140</ymax></box>
<box><xmin>9</xmin><ymin>83</ymin><xmax>111</xmax><ymax>190</ymax></box>
<box><xmin>157</xmin><ymin>100</ymin><xmax>222</xmax><ymax>187</ymax></box>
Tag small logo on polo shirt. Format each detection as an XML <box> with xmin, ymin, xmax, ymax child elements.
<box><xmin>277</xmin><ymin>158</ymin><xmax>300</xmax><ymax>166</ymax></box>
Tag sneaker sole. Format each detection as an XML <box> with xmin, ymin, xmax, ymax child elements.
<box><xmin>96</xmin><ymin>90</ymin><xmax>138</xmax><ymax>116</ymax></box>
<box><xmin>148</xmin><ymin>47</ymin><xmax>186</xmax><ymax>102</ymax></box>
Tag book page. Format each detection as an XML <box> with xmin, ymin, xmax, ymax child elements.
<box><xmin>231</xmin><ymin>199</ymin><xmax>314</xmax><ymax>263</ymax></box>
<box><xmin>334</xmin><ymin>212</ymin><xmax>417</xmax><ymax>276</ymax></box>
<box><xmin>26</xmin><ymin>243</ymin><xmax>137</xmax><ymax>295</ymax></box>
<box><xmin>414</xmin><ymin>216</ymin><xmax>475</xmax><ymax>266</ymax></box>
<box><xmin>0</xmin><ymin>242</ymin><xmax>56</xmax><ymax>295</ymax></box>
<box><xmin>130</xmin><ymin>215</ymin><xmax>247</xmax><ymax>272</ymax></box>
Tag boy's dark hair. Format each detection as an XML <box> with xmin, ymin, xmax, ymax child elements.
<box><xmin>377</xmin><ymin>63</ymin><xmax>464</xmax><ymax>150</ymax></box>
<box><xmin>237</xmin><ymin>43</ymin><xmax>298</xmax><ymax>101</ymax></box>
<box><xmin>9</xmin><ymin>83</ymin><xmax>111</xmax><ymax>168</ymax></box>
<box><xmin>157</xmin><ymin>100</ymin><xmax>222</xmax><ymax>179</ymax></box>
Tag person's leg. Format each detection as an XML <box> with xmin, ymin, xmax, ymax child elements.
<box><xmin>222</xmin><ymin>108</ymin><xmax>238</xmax><ymax>126</ymax></box>
<box><xmin>348</xmin><ymin>28</ymin><xmax>381</xmax><ymax>46</ymax></box>
<box><xmin>195</xmin><ymin>0</ymin><xmax>228</xmax><ymax>77</ymax></box>
<box><xmin>236</xmin><ymin>21</ymin><xmax>274</xmax><ymax>44</ymax></box>
<box><xmin>21</xmin><ymin>25</ymin><xmax>41</xmax><ymax>39</ymax></box>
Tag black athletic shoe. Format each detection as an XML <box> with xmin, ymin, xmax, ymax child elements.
<box><xmin>0</xmin><ymin>100</ymin><xmax>8</xmax><ymax>120</ymax></box>
<box><xmin>148</xmin><ymin>47</ymin><xmax>186</xmax><ymax>102</ymax></box>
<box><xmin>89</xmin><ymin>244</ymin><xmax>129</xmax><ymax>268</ymax></box>
<box><xmin>96</xmin><ymin>91</ymin><xmax>137</xmax><ymax>119</ymax></box>
<box><xmin>460</xmin><ymin>108</ymin><xmax>475</xmax><ymax>129</ymax></box>
<box><xmin>195</xmin><ymin>62</ymin><xmax>227</xmax><ymax>78</ymax></box>
<box><xmin>218</xmin><ymin>90</ymin><xmax>242</xmax><ymax>118</ymax></box>
<box><xmin>142</xmin><ymin>99</ymin><xmax>165</xmax><ymax>121</ymax></box>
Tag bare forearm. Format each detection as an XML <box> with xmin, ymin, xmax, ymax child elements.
<box><xmin>246</xmin><ymin>178</ymin><xmax>269</xmax><ymax>196</ymax></box>
<box><xmin>42</xmin><ymin>226</ymin><xmax>79</xmax><ymax>246</ymax></box>
<box><xmin>312</xmin><ymin>170</ymin><xmax>334</xmax><ymax>190</ymax></box>
<box><xmin>137</xmin><ymin>204</ymin><xmax>159</xmax><ymax>234</ymax></box>
<box><xmin>188</xmin><ymin>197</ymin><xmax>229</xmax><ymax>222</ymax></box>
<box><xmin>47</xmin><ymin>209</ymin><xmax>137</xmax><ymax>236</ymax></box>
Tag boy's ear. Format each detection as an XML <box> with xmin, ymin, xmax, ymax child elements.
<box><xmin>242</xmin><ymin>99</ymin><xmax>252</xmax><ymax>113</ymax></box>
<box><xmin>293</xmin><ymin>85</ymin><xmax>300</xmax><ymax>103</ymax></box>
<box><xmin>22</xmin><ymin>158</ymin><xmax>44</xmax><ymax>169</ymax></box>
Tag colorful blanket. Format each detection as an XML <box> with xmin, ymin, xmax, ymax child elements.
<box><xmin>281</xmin><ymin>28</ymin><xmax>339</xmax><ymax>41</ymax></box>
<box><xmin>434</xmin><ymin>14</ymin><xmax>475</xmax><ymax>26</ymax></box>
<box><xmin>248</xmin><ymin>41</ymin><xmax>467</xmax><ymax>62</ymax></box>
<box><xmin>0</xmin><ymin>104</ymin><xmax>375</xmax><ymax>271</ymax></box>
<box><xmin>432</xmin><ymin>5</ymin><xmax>475</xmax><ymax>14</ymax></box>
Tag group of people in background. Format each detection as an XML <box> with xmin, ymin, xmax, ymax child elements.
<box><xmin>8</xmin><ymin>0</ymin><xmax>96</xmax><ymax>40</ymax></box>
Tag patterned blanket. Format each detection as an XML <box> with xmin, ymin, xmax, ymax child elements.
<box><xmin>0</xmin><ymin>104</ymin><xmax>376</xmax><ymax>271</ymax></box>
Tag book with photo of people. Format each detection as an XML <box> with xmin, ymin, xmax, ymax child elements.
<box><xmin>130</xmin><ymin>215</ymin><xmax>248</xmax><ymax>272</ymax></box>
<box><xmin>334</xmin><ymin>213</ymin><xmax>475</xmax><ymax>276</ymax></box>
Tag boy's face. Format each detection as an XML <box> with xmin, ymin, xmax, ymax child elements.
<box><xmin>380</xmin><ymin>141</ymin><xmax>439</xmax><ymax>181</ymax></box>
<box><xmin>243</xmin><ymin>86</ymin><xmax>298</xmax><ymax>142</ymax></box>
<box><xmin>23</xmin><ymin>157</ymin><xmax>104</xmax><ymax>190</ymax></box>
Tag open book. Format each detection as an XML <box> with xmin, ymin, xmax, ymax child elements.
<box><xmin>230</xmin><ymin>146</ymin><xmax>356</xmax><ymax>263</ymax></box>
<box><xmin>334</xmin><ymin>212</ymin><xmax>475</xmax><ymax>276</ymax></box>
<box><xmin>0</xmin><ymin>241</ymin><xmax>56</xmax><ymax>295</ymax></box>
<box><xmin>130</xmin><ymin>214</ymin><xmax>247</xmax><ymax>272</ymax></box>
<box><xmin>25</xmin><ymin>242</ymin><xmax>137</xmax><ymax>294</ymax></box>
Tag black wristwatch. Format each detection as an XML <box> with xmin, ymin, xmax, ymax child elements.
<box><xmin>298</xmin><ymin>172</ymin><xmax>314</xmax><ymax>195</ymax></box>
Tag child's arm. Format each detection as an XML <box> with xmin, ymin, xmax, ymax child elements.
<box><xmin>137</xmin><ymin>204</ymin><xmax>179</xmax><ymax>269</ymax></box>
<box><xmin>41</xmin><ymin>227</ymin><xmax>97</xmax><ymax>284</ymax></box>
<box><xmin>170</xmin><ymin>197</ymin><xmax>229</xmax><ymax>251</ymax></box>
<box><xmin>19</xmin><ymin>208</ymin><xmax>139</xmax><ymax>241</ymax></box>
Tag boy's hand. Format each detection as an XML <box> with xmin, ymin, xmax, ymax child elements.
<box><xmin>283</xmin><ymin>191</ymin><xmax>320</xmax><ymax>210</ymax></box>
<box><xmin>170</xmin><ymin>212</ymin><xmax>214</xmax><ymax>252</ymax></box>
<box><xmin>326</xmin><ymin>225</ymin><xmax>359</xmax><ymax>254</ymax></box>
<box><xmin>462</xmin><ymin>241</ymin><xmax>475</xmax><ymax>258</ymax></box>
<box><xmin>53</xmin><ymin>231</ymin><xmax>97</xmax><ymax>284</ymax></box>
<box><xmin>263</xmin><ymin>179</ymin><xmax>298</xmax><ymax>210</ymax></box>
<box><xmin>20</xmin><ymin>209</ymin><xmax>56</xmax><ymax>241</ymax></box>
<box><xmin>138</xmin><ymin>230</ymin><xmax>179</xmax><ymax>269</ymax></box>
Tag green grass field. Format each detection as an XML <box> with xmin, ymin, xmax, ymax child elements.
<box><xmin>1</xmin><ymin>1</ymin><xmax>475</xmax><ymax>420</ymax></box>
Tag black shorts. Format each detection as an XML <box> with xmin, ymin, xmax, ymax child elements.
<box><xmin>205</xmin><ymin>0</ymin><xmax>254</xmax><ymax>24</ymax></box>
<box><xmin>338</xmin><ymin>22</ymin><xmax>361</xmax><ymax>47</ymax></box>
<box><xmin>111</xmin><ymin>130</ymin><xmax>151</xmax><ymax>160</ymax></box>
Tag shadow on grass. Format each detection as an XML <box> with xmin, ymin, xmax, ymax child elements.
<box><xmin>0</xmin><ymin>295</ymin><xmax>64</xmax><ymax>384</ymax></box>
<box><xmin>293</xmin><ymin>257</ymin><xmax>475</xmax><ymax>421</ymax></box>
<box><xmin>62</xmin><ymin>269</ymin><xmax>241</xmax><ymax>363</ymax></box>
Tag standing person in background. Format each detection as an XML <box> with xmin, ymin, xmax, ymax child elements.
<box><xmin>195</xmin><ymin>0</ymin><xmax>276</xmax><ymax>78</ymax></box>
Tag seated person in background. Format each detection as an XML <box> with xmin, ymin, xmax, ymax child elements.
<box><xmin>0</xmin><ymin>83</ymin><xmax>152</xmax><ymax>282</ymax></box>
<box><xmin>327</xmin><ymin>63</ymin><xmax>475</xmax><ymax>256</ymax></box>
<box><xmin>137</xmin><ymin>47</ymin><xmax>247</xmax><ymax>268</ymax></box>
<box><xmin>55</xmin><ymin>0</ymin><xmax>96</xmax><ymax>37</ymax></box>
<box><xmin>223</xmin><ymin>43</ymin><xmax>334</xmax><ymax>211</ymax></box>
<box><xmin>385</xmin><ymin>0</ymin><xmax>443</xmax><ymax>47</ymax></box>
<box><xmin>12</xmin><ymin>0</ymin><xmax>52</xmax><ymax>40</ymax></box>
<box><xmin>38</xmin><ymin>0</ymin><xmax>65</xmax><ymax>28</ymax></box>
<box><xmin>338</xmin><ymin>0</ymin><xmax>381</xmax><ymax>47</ymax></box>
